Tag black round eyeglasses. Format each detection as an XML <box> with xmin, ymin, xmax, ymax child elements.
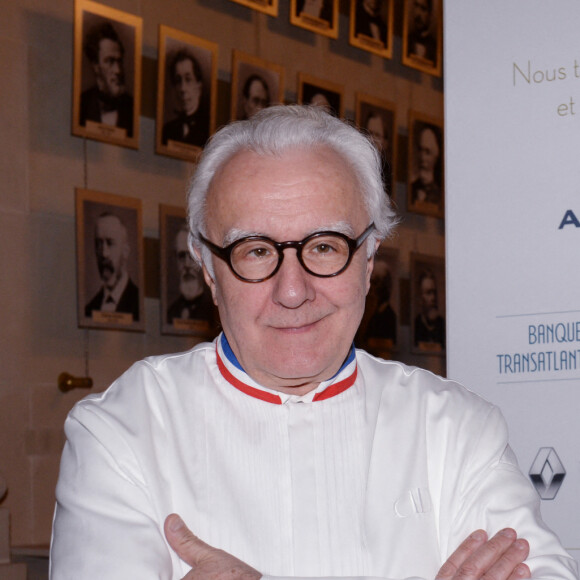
<box><xmin>199</xmin><ymin>223</ymin><xmax>375</xmax><ymax>283</ymax></box>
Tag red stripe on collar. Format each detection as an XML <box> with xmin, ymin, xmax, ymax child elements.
<box><xmin>312</xmin><ymin>365</ymin><xmax>358</xmax><ymax>401</ymax></box>
<box><xmin>216</xmin><ymin>344</ymin><xmax>357</xmax><ymax>404</ymax></box>
<box><xmin>216</xmin><ymin>348</ymin><xmax>283</xmax><ymax>404</ymax></box>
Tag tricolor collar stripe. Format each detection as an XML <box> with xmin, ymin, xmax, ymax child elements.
<box><xmin>215</xmin><ymin>336</ymin><xmax>358</xmax><ymax>404</ymax></box>
<box><xmin>216</xmin><ymin>349</ymin><xmax>283</xmax><ymax>404</ymax></box>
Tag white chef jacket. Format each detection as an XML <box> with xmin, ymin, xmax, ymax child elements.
<box><xmin>49</xmin><ymin>334</ymin><xmax>578</xmax><ymax>580</ymax></box>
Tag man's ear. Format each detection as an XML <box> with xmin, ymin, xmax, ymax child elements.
<box><xmin>365</xmin><ymin>238</ymin><xmax>381</xmax><ymax>294</ymax></box>
<box><xmin>201</xmin><ymin>262</ymin><xmax>218</xmax><ymax>306</ymax></box>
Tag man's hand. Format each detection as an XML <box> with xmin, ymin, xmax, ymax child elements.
<box><xmin>436</xmin><ymin>528</ymin><xmax>531</xmax><ymax>580</ymax></box>
<box><xmin>164</xmin><ymin>513</ymin><xmax>262</xmax><ymax>580</ymax></box>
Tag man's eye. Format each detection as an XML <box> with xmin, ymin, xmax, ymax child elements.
<box><xmin>312</xmin><ymin>242</ymin><xmax>336</xmax><ymax>254</ymax></box>
<box><xmin>239</xmin><ymin>244</ymin><xmax>273</xmax><ymax>260</ymax></box>
<box><xmin>249</xmin><ymin>247</ymin><xmax>270</xmax><ymax>258</ymax></box>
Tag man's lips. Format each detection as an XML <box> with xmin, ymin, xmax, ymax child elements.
<box><xmin>269</xmin><ymin>314</ymin><xmax>330</xmax><ymax>333</ymax></box>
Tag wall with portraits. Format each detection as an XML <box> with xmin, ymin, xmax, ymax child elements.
<box><xmin>0</xmin><ymin>0</ymin><xmax>443</xmax><ymax>547</ymax></box>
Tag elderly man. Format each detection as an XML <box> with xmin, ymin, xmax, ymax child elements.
<box><xmin>80</xmin><ymin>21</ymin><xmax>134</xmax><ymax>136</ymax></box>
<box><xmin>84</xmin><ymin>211</ymin><xmax>139</xmax><ymax>321</ymax></box>
<box><xmin>411</xmin><ymin>124</ymin><xmax>442</xmax><ymax>206</ymax></box>
<box><xmin>51</xmin><ymin>106</ymin><xmax>577</xmax><ymax>580</ymax></box>
<box><xmin>167</xmin><ymin>225</ymin><xmax>213</xmax><ymax>324</ymax></box>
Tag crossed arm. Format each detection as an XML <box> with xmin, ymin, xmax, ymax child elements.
<box><xmin>164</xmin><ymin>514</ymin><xmax>531</xmax><ymax>580</ymax></box>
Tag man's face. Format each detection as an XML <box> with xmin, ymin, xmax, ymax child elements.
<box><xmin>243</xmin><ymin>79</ymin><xmax>269</xmax><ymax>119</ymax></box>
<box><xmin>366</xmin><ymin>115</ymin><xmax>388</xmax><ymax>154</ymax></box>
<box><xmin>420</xmin><ymin>276</ymin><xmax>438</xmax><ymax>314</ymax></box>
<box><xmin>417</xmin><ymin>127</ymin><xmax>439</xmax><ymax>175</ymax></box>
<box><xmin>176</xmin><ymin>229</ymin><xmax>203</xmax><ymax>300</ymax></box>
<box><xmin>173</xmin><ymin>59</ymin><xmax>202</xmax><ymax>116</ymax></box>
<box><xmin>201</xmin><ymin>147</ymin><xmax>376</xmax><ymax>394</ymax></box>
<box><xmin>413</xmin><ymin>0</ymin><xmax>431</xmax><ymax>33</ymax></box>
<box><xmin>95</xmin><ymin>215</ymin><xmax>129</xmax><ymax>289</ymax></box>
<box><xmin>93</xmin><ymin>38</ymin><xmax>124</xmax><ymax>98</ymax></box>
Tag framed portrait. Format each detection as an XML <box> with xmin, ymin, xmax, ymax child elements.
<box><xmin>159</xmin><ymin>205</ymin><xmax>216</xmax><ymax>337</ymax></box>
<box><xmin>349</xmin><ymin>0</ymin><xmax>394</xmax><ymax>59</ymax></box>
<box><xmin>402</xmin><ymin>0</ymin><xmax>442</xmax><ymax>77</ymax></box>
<box><xmin>407</xmin><ymin>111</ymin><xmax>444</xmax><ymax>218</ymax></box>
<box><xmin>76</xmin><ymin>188</ymin><xmax>145</xmax><ymax>332</ymax></box>
<box><xmin>72</xmin><ymin>0</ymin><xmax>142</xmax><ymax>149</ymax></box>
<box><xmin>297</xmin><ymin>73</ymin><xmax>344</xmax><ymax>118</ymax></box>
<box><xmin>228</xmin><ymin>0</ymin><xmax>279</xmax><ymax>16</ymax></box>
<box><xmin>156</xmin><ymin>25</ymin><xmax>218</xmax><ymax>163</ymax></box>
<box><xmin>230</xmin><ymin>51</ymin><xmax>285</xmax><ymax>122</ymax></box>
<box><xmin>356</xmin><ymin>245</ymin><xmax>400</xmax><ymax>357</ymax></box>
<box><xmin>290</xmin><ymin>0</ymin><xmax>339</xmax><ymax>39</ymax></box>
<box><xmin>410</xmin><ymin>252</ymin><xmax>446</xmax><ymax>355</ymax></box>
<box><xmin>355</xmin><ymin>93</ymin><xmax>397</xmax><ymax>197</ymax></box>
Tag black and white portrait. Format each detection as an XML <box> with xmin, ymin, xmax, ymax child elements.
<box><xmin>77</xmin><ymin>189</ymin><xmax>144</xmax><ymax>332</ymax></box>
<box><xmin>156</xmin><ymin>26</ymin><xmax>218</xmax><ymax>162</ymax></box>
<box><xmin>349</xmin><ymin>0</ymin><xmax>393</xmax><ymax>58</ymax></box>
<box><xmin>356</xmin><ymin>94</ymin><xmax>396</xmax><ymax>197</ymax></box>
<box><xmin>231</xmin><ymin>51</ymin><xmax>284</xmax><ymax>121</ymax></box>
<box><xmin>73</xmin><ymin>0</ymin><xmax>142</xmax><ymax>148</ymax></box>
<box><xmin>160</xmin><ymin>205</ymin><xmax>216</xmax><ymax>337</ymax></box>
<box><xmin>408</xmin><ymin>113</ymin><xmax>444</xmax><ymax>217</ymax></box>
<box><xmin>402</xmin><ymin>0</ymin><xmax>442</xmax><ymax>76</ymax></box>
<box><xmin>411</xmin><ymin>253</ymin><xmax>446</xmax><ymax>354</ymax></box>
<box><xmin>357</xmin><ymin>246</ymin><xmax>399</xmax><ymax>356</ymax></box>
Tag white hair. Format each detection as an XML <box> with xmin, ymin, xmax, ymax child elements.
<box><xmin>187</xmin><ymin>104</ymin><xmax>398</xmax><ymax>269</ymax></box>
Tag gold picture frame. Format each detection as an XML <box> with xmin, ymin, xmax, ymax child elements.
<box><xmin>349</xmin><ymin>0</ymin><xmax>394</xmax><ymax>59</ymax></box>
<box><xmin>402</xmin><ymin>0</ymin><xmax>443</xmax><ymax>77</ymax></box>
<box><xmin>72</xmin><ymin>0</ymin><xmax>142</xmax><ymax>149</ymax></box>
<box><xmin>228</xmin><ymin>0</ymin><xmax>279</xmax><ymax>16</ymax></box>
<box><xmin>76</xmin><ymin>188</ymin><xmax>145</xmax><ymax>332</ymax></box>
<box><xmin>156</xmin><ymin>25</ymin><xmax>218</xmax><ymax>163</ymax></box>
<box><xmin>230</xmin><ymin>51</ymin><xmax>285</xmax><ymax>121</ymax></box>
<box><xmin>290</xmin><ymin>0</ymin><xmax>340</xmax><ymax>39</ymax></box>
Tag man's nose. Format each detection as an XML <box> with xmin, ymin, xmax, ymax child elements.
<box><xmin>101</xmin><ymin>242</ymin><xmax>111</xmax><ymax>257</ymax></box>
<box><xmin>271</xmin><ymin>249</ymin><xmax>315</xmax><ymax>309</ymax></box>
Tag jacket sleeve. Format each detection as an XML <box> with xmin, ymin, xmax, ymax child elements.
<box><xmin>49</xmin><ymin>406</ymin><xmax>176</xmax><ymax>579</ymax></box>
<box><xmin>441</xmin><ymin>404</ymin><xmax>578</xmax><ymax>580</ymax></box>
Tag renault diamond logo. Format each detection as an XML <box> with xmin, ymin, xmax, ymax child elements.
<box><xmin>529</xmin><ymin>447</ymin><xmax>565</xmax><ymax>500</ymax></box>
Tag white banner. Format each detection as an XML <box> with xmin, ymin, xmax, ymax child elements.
<box><xmin>445</xmin><ymin>0</ymin><xmax>580</xmax><ymax>557</ymax></box>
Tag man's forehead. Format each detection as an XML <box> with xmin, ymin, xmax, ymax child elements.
<box><xmin>205</xmin><ymin>146</ymin><xmax>367</xmax><ymax>238</ymax></box>
<box><xmin>96</xmin><ymin>215</ymin><xmax>125</xmax><ymax>236</ymax></box>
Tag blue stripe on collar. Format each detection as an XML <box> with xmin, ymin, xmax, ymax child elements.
<box><xmin>220</xmin><ymin>333</ymin><xmax>245</xmax><ymax>371</ymax></box>
<box><xmin>220</xmin><ymin>332</ymin><xmax>355</xmax><ymax>377</ymax></box>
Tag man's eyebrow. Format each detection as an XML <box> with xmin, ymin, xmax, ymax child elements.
<box><xmin>222</xmin><ymin>221</ymin><xmax>356</xmax><ymax>246</ymax></box>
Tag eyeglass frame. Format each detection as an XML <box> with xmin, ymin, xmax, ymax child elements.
<box><xmin>199</xmin><ymin>223</ymin><xmax>376</xmax><ymax>283</ymax></box>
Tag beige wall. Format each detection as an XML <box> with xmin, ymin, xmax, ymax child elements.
<box><xmin>0</xmin><ymin>0</ymin><xmax>444</xmax><ymax>547</ymax></box>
